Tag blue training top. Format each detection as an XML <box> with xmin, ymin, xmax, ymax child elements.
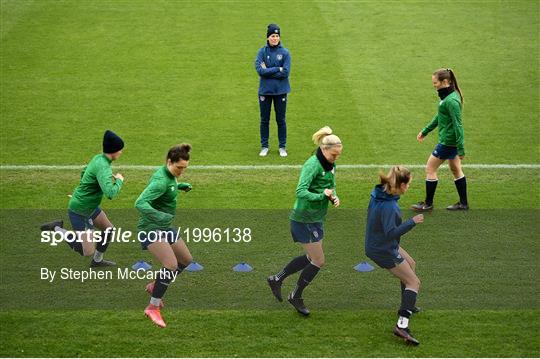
<box><xmin>364</xmin><ymin>184</ymin><xmax>416</xmax><ymax>257</ymax></box>
<box><xmin>255</xmin><ymin>43</ymin><xmax>291</xmax><ymax>95</ymax></box>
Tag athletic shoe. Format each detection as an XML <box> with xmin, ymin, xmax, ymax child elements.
<box><xmin>40</xmin><ymin>219</ymin><xmax>63</xmax><ymax>231</ymax></box>
<box><xmin>145</xmin><ymin>281</ymin><xmax>164</xmax><ymax>308</ymax></box>
<box><xmin>90</xmin><ymin>259</ymin><xmax>116</xmax><ymax>267</ymax></box>
<box><xmin>267</xmin><ymin>276</ymin><xmax>283</xmax><ymax>302</ymax></box>
<box><xmin>393</xmin><ymin>326</ymin><xmax>420</xmax><ymax>345</ymax></box>
<box><xmin>287</xmin><ymin>293</ymin><xmax>310</xmax><ymax>316</ymax></box>
<box><xmin>412</xmin><ymin>306</ymin><xmax>422</xmax><ymax>314</ymax></box>
<box><xmin>446</xmin><ymin>202</ymin><xmax>469</xmax><ymax>211</ymax></box>
<box><xmin>144</xmin><ymin>304</ymin><xmax>166</xmax><ymax>328</ymax></box>
<box><xmin>259</xmin><ymin>148</ymin><xmax>269</xmax><ymax>157</ymax></box>
<box><xmin>279</xmin><ymin>148</ymin><xmax>288</xmax><ymax>157</ymax></box>
<box><xmin>410</xmin><ymin>201</ymin><xmax>433</xmax><ymax>212</ymax></box>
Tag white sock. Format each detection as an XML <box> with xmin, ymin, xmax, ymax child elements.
<box><xmin>93</xmin><ymin>250</ymin><xmax>104</xmax><ymax>262</ymax></box>
<box><xmin>397</xmin><ymin>316</ymin><xmax>409</xmax><ymax>329</ymax></box>
<box><xmin>150</xmin><ymin>297</ymin><xmax>161</xmax><ymax>306</ymax></box>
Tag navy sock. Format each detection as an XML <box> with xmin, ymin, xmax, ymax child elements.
<box><xmin>275</xmin><ymin>255</ymin><xmax>310</xmax><ymax>282</ymax></box>
<box><xmin>176</xmin><ymin>263</ymin><xmax>188</xmax><ymax>275</ymax></box>
<box><xmin>425</xmin><ymin>180</ymin><xmax>438</xmax><ymax>206</ymax></box>
<box><xmin>151</xmin><ymin>268</ymin><xmax>176</xmax><ymax>299</ymax></box>
<box><xmin>398</xmin><ymin>289</ymin><xmax>418</xmax><ymax>318</ymax></box>
<box><xmin>454</xmin><ymin>176</ymin><xmax>468</xmax><ymax>205</ymax></box>
<box><xmin>292</xmin><ymin>263</ymin><xmax>320</xmax><ymax>299</ymax></box>
<box><xmin>95</xmin><ymin>229</ymin><xmax>112</xmax><ymax>253</ymax></box>
<box><xmin>65</xmin><ymin>232</ymin><xmax>84</xmax><ymax>256</ymax></box>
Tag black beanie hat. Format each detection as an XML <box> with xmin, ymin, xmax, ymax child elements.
<box><xmin>103</xmin><ymin>130</ymin><xmax>124</xmax><ymax>154</ymax></box>
<box><xmin>267</xmin><ymin>23</ymin><xmax>280</xmax><ymax>38</ymax></box>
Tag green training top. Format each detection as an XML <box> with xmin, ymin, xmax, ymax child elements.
<box><xmin>135</xmin><ymin>165</ymin><xmax>190</xmax><ymax>232</ymax></box>
<box><xmin>421</xmin><ymin>90</ymin><xmax>465</xmax><ymax>156</ymax></box>
<box><xmin>289</xmin><ymin>155</ymin><xmax>336</xmax><ymax>223</ymax></box>
<box><xmin>68</xmin><ymin>154</ymin><xmax>123</xmax><ymax>216</ymax></box>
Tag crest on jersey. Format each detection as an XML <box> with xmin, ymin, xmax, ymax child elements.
<box><xmin>277</xmin><ymin>54</ymin><xmax>283</xmax><ymax>61</ymax></box>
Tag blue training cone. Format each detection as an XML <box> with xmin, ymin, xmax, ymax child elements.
<box><xmin>354</xmin><ymin>261</ymin><xmax>375</xmax><ymax>272</ymax></box>
<box><xmin>186</xmin><ymin>262</ymin><xmax>204</xmax><ymax>272</ymax></box>
<box><xmin>232</xmin><ymin>262</ymin><xmax>253</xmax><ymax>272</ymax></box>
<box><xmin>132</xmin><ymin>260</ymin><xmax>152</xmax><ymax>271</ymax></box>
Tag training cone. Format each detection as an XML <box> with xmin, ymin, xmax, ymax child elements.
<box><xmin>354</xmin><ymin>261</ymin><xmax>375</xmax><ymax>272</ymax></box>
<box><xmin>186</xmin><ymin>262</ymin><xmax>204</xmax><ymax>272</ymax></box>
<box><xmin>132</xmin><ymin>260</ymin><xmax>152</xmax><ymax>271</ymax></box>
<box><xmin>232</xmin><ymin>262</ymin><xmax>253</xmax><ymax>272</ymax></box>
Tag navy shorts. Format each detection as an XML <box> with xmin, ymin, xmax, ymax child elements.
<box><xmin>367</xmin><ymin>249</ymin><xmax>404</xmax><ymax>269</ymax></box>
<box><xmin>68</xmin><ymin>207</ymin><xmax>102</xmax><ymax>231</ymax></box>
<box><xmin>138</xmin><ymin>228</ymin><xmax>180</xmax><ymax>250</ymax></box>
<box><xmin>290</xmin><ymin>220</ymin><xmax>324</xmax><ymax>243</ymax></box>
<box><xmin>432</xmin><ymin>143</ymin><xmax>458</xmax><ymax>160</ymax></box>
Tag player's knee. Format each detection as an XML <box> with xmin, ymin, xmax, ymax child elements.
<box><xmin>163</xmin><ymin>259</ymin><xmax>178</xmax><ymax>271</ymax></box>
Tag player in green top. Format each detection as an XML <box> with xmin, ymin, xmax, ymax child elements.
<box><xmin>136</xmin><ymin>144</ymin><xmax>193</xmax><ymax>328</ymax></box>
<box><xmin>411</xmin><ymin>68</ymin><xmax>469</xmax><ymax>212</ymax></box>
<box><xmin>40</xmin><ymin>130</ymin><xmax>125</xmax><ymax>267</ymax></box>
<box><xmin>267</xmin><ymin>126</ymin><xmax>342</xmax><ymax>316</ymax></box>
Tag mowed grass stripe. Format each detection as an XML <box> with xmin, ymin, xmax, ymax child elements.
<box><xmin>1</xmin><ymin>167</ymin><xmax>539</xmax><ymax>209</ymax></box>
<box><xmin>0</xmin><ymin>309</ymin><xmax>538</xmax><ymax>357</ymax></box>
<box><xmin>2</xmin><ymin>163</ymin><xmax>540</xmax><ymax>170</ymax></box>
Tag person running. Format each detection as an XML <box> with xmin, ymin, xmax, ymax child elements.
<box><xmin>40</xmin><ymin>130</ymin><xmax>125</xmax><ymax>267</ymax></box>
<box><xmin>365</xmin><ymin>166</ymin><xmax>424</xmax><ymax>345</ymax></box>
<box><xmin>136</xmin><ymin>144</ymin><xmax>193</xmax><ymax>328</ymax></box>
<box><xmin>267</xmin><ymin>126</ymin><xmax>341</xmax><ymax>316</ymax></box>
<box><xmin>411</xmin><ymin>68</ymin><xmax>469</xmax><ymax>212</ymax></box>
<box><xmin>255</xmin><ymin>23</ymin><xmax>291</xmax><ymax>157</ymax></box>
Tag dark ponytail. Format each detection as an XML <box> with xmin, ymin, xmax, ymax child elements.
<box><xmin>166</xmin><ymin>143</ymin><xmax>192</xmax><ymax>162</ymax></box>
<box><xmin>434</xmin><ymin>68</ymin><xmax>464</xmax><ymax>106</ymax></box>
<box><xmin>448</xmin><ymin>69</ymin><xmax>463</xmax><ymax>105</ymax></box>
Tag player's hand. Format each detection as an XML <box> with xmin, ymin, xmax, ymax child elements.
<box><xmin>412</xmin><ymin>214</ymin><xmax>424</xmax><ymax>224</ymax></box>
<box><xmin>417</xmin><ymin>132</ymin><xmax>425</xmax><ymax>142</ymax></box>
<box><xmin>331</xmin><ymin>196</ymin><xmax>340</xmax><ymax>207</ymax></box>
<box><xmin>114</xmin><ymin>173</ymin><xmax>124</xmax><ymax>181</ymax></box>
<box><xmin>182</xmin><ymin>185</ymin><xmax>192</xmax><ymax>192</ymax></box>
<box><xmin>459</xmin><ymin>155</ymin><xmax>465</xmax><ymax>160</ymax></box>
<box><xmin>324</xmin><ymin>188</ymin><xmax>334</xmax><ymax>198</ymax></box>
<box><xmin>261</xmin><ymin>62</ymin><xmax>267</xmax><ymax>69</ymax></box>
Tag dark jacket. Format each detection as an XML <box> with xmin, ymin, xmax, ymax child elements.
<box><xmin>255</xmin><ymin>43</ymin><xmax>291</xmax><ymax>95</ymax></box>
<box><xmin>364</xmin><ymin>185</ymin><xmax>415</xmax><ymax>257</ymax></box>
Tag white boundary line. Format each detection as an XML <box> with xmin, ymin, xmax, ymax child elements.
<box><xmin>1</xmin><ymin>164</ymin><xmax>539</xmax><ymax>170</ymax></box>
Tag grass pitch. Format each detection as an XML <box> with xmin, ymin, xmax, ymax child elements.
<box><xmin>1</xmin><ymin>0</ymin><xmax>539</xmax><ymax>357</ymax></box>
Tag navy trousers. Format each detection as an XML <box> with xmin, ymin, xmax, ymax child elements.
<box><xmin>259</xmin><ymin>94</ymin><xmax>287</xmax><ymax>148</ymax></box>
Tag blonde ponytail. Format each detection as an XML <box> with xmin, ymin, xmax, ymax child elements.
<box><xmin>312</xmin><ymin>126</ymin><xmax>342</xmax><ymax>149</ymax></box>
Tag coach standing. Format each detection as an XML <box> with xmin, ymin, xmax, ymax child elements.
<box><xmin>255</xmin><ymin>23</ymin><xmax>291</xmax><ymax>157</ymax></box>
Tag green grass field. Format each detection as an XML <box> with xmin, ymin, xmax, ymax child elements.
<box><xmin>1</xmin><ymin>0</ymin><xmax>539</xmax><ymax>357</ymax></box>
